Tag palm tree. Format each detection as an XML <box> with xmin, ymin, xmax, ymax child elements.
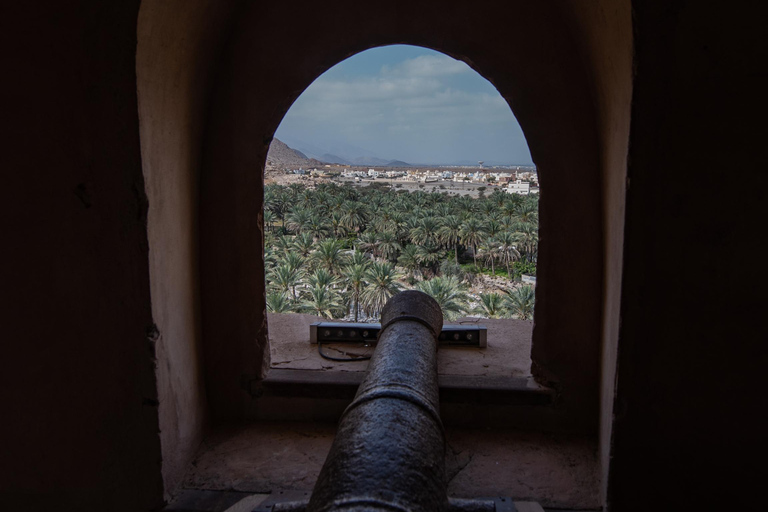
<box><xmin>437</xmin><ymin>215</ymin><xmax>463</xmax><ymax>264</ymax></box>
<box><xmin>474</xmin><ymin>293</ymin><xmax>506</xmax><ymax>318</ymax></box>
<box><xmin>279</xmin><ymin>251</ymin><xmax>302</xmax><ymax>272</ymax></box>
<box><xmin>266</xmin><ymin>291</ymin><xmax>294</xmax><ymax>313</ymax></box>
<box><xmin>331</xmin><ymin>211</ymin><xmax>349</xmax><ymax>238</ymax></box>
<box><xmin>263</xmin><ymin>209</ymin><xmax>276</xmax><ymax>234</ymax></box>
<box><xmin>356</xmin><ymin>231</ymin><xmax>380</xmax><ymax>258</ymax></box>
<box><xmin>341</xmin><ymin>201</ymin><xmax>368</xmax><ymax>233</ymax></box>
<box><xmin>361</xmin><ymin>261</ymin><xmax>402</xmax><ymax>319</ymax></box>
<box><xmin>504</xmin><ymin>285</ymin><xmax>536</xmax><ymax>320</ymax></box>
<box><xmin>460</xmin><ymin>218</ymin><xmax>487</xmax><ymax>267</ymax></box>
<box><xmin>409</xmin><ymin>217</ymin><xmax>440</xmax><ymax>246</ymax></box>
<box><xmin>306</xmin><ymin>268</ymin><xmax>337</xmax><ymax>289</ymax></box>
<box><xmin>415</xmin><ymin>276</ymin><xmax>470</xmax><ymax>321</ymax></box>
<box><xmin>268</xmin><ymin>263</ymin><xmax>302</xmax><ymax>300</ymax></box>
<box><xmin>348</xmin><ymin>249</ymin><xmax>370</xmax><ymax>267</ymax></box>
<box><xmin>496</xmin><ymin>231</ymin><xmax>521</xmax><ymax>277</ymax></box>
<box><xmin>285</xmin><ymin>208</ymin><xmax>311</xmax><ymax>234</ymax></box>
<box><xmin>377</xmin><ymin>231</ymin><xmax>402</xmax><ymax>262</ymax></box>
<box><xmin>272</xmin><ymin>234</ymin><xmax>294</xmax><ymax>254</ymax></box>
<box><xmin>313</xmin><ymin>239</ymin><xmax>347</xmax><ymax>274</ymax></box>
<box><xmin>292</xmin><ymin>233</ymin><xmax>315</xmax><ymax>257</ymax></box>
<box><xmin>397</xmin><ymin>245</ymin><xmax>421</xmax><ymax>281</ymax></box>
<box><xmin>301</xmin><ymin>284</ymin><xmax>346</xmax><ymax>319</ymax></box>
<box><xmin>480</xmin><ymin>238</ymin><xmax>502</xmax><ymax>275</ymax></box>
<box><xmin>515</xmin><ymin>200</ymin><xmax>539</xmax><ymax>225</ymax></box>
<box><xmin>415</xmin><ymin>242</ymin><xmax>442</xmax><ymax>277</ymax></box>
<box><xmin>306</xmin><ymin>214</ymin><xmax>331</xmax><ymax>240</ymax></box>
<box><xmin>513</xmin><ymin>222</ymin><xmax>539</xmax><ymax>263</ymax></box>
<box><xmin>345</xmin><ymin>263</ymin><xmax>369</xmax><ymax>322</ymax></box>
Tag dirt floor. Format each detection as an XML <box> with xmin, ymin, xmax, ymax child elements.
<box><xmin>267</xmin><ymin>313</ymin><xmax>533</xmax><ymax>378</ymax></box>
<box><xmin>182</xmin><ymin>422</ymin><xmax>599</xmax><ymax>510</ymax></box>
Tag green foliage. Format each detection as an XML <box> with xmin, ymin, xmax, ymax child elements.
<box><xmin>512</xmin><ymin>260</ymin><xmax>537</xmax><ymax>278</ymax></box>
<box><xmin>415</xmin><ymin>276</ymin><xmax>470</xmax><ymax>321</ymax></box>
<box><xmin>262</xmin><ymin>182</ymin><xmax>539</xmax><ymax>320</ymax></box>
<box><xmin>504</xmin><ymin>285</ymin><xmax>536</xmax><ymax>320</ymax></box>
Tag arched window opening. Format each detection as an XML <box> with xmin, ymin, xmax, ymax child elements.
<box><xmin>262</xmin><ymin>45</ymin><xmax>538</xmax><ymax>381</ymax></box>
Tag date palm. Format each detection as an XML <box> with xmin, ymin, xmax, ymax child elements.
<box><xmin>409</xmin><ymin>217</ymin><xmax>440</xmax><ymax>246</ymax></box>
<box><xmin>292</xmin><ymin>232</ymin><xmax>315</xmax><ymax>257</ymax></box>
<box><xmin>356</xmin><ymin>231</ymin><xmax>380</xmax><ymax>258</ymax></box>
<box><xmin>341</xmin><ymin>201</ymin><xmax>368</xmax><ymax>233</ymax></box>
<box><xmin>281</xmin><ymin>251</ymin><xmax>304</xmax><ymax>273</ymax></box>
<box><xmin>306</xmin><ymin>214</ymin><xmax>331</xmax><ymax>240</ymax></box>
<box><xmin>474</xmin><ymin>293</ymin><xmax>506</xmax><ymax>319</ymax></box>
<box><xmin>312</xmin><ymin>239</ymin><xmax>347</xmax><ymax>274</ymax></box>
<box><xmin>301</xmin><ymin>284</ymin><xmax>346</xmax><ymax>319</ymax></box>
<box><xmin>268</xmin><ymin>263</ymin><xmax>302</xmax><ymax>300</ymax></box>
<box><xmin>438</xmin><ymin>215</ymin><xmax>463</xmax><ymax>264</ymax></box>
<box><xmin>504</xmin><ymin>285</ymin><xmax>536</xmax><ymax>320</ymax></box>
<box><xmin>377</xmin><ymin>231</ymin><xmax>402</xmax><ymax>262</ymax></box>
<box><xmin>480</xmin><ymin>238</ymin><xmax>501</xmax><ymax>275</ymax></box>
<box><xmin>361</xmin><ymin>261</ymin><xmax>402</xmax><ymax>319</ymax></box>
<box><xmin>285</xmin><ymin>208</ymin><xmax>310</xmax><ymax>234</ymax></box>
<box><xmin>415</xmin><ymin>242</ymin><xmax>443</xmax><ymax>277</ymax></box>
<box><xmin>397</xmin><ymin>245</ymin><xmax>421</xmax><ymax>281</ymax></box>
<box><xmin>415</xmin><ymin>276</ymin><xmax>470</xmax><ymax>321</ymax></box>
<box><xmin>306</xmin><ymin>268</ymin><xmax>338</xmax><ymax>289</ymax></box>
<box><xmin>348</xmin><ymin>249</ymin><xmax>370</xmax><ymax>267</ymax></box>
<box><xmin>460</xmin><ymin>218</ymin><xmax>487</xmax><ymax>267</ymax></box>
<box><xmin>345</xmin><ymin>263</ymin><xmax>369</xmax><ymax>322</ymax></box>
<box><xmin>496</xmin><ymin>231</ymin><xmax>521</xmax><ymax>277</ymax></box>
<box><xmin>266</xmin><ymin>291</ymin><xmax>294</xmax><ymax>314</ymax></box>
<box><xmin>513</xmin><ymin>222</ymin><xmax>539</xmax><ymax>263</ymax></box>
<box><xmin>263</xmin><ymin>209</ymin><xmax>276</xmax><ymax>234</ymax></box>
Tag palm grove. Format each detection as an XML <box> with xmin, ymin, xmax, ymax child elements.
<box><xmin>264</xmin><ymin>182</ymin><xmax>538</xmax><ymax>322</ymax></box>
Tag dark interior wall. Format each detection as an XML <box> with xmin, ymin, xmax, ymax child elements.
<box><xmin>201</xmin><ymin>0</ymin><xmax>612</xmax><ymax>432</ymax></box>
<box><xmin>136</xmin><ymin>0</ymin><xmax>239</xmax><ymax>498</ymax></box>
<box><xmin>0</xmin><ymin>2</ymin><xmax>164</xmax><ymax>511</ymax></box>
<box><xmin>610</xmin><ymin>2</ymin><xmax>768</xmax><ymax>509</ymax></box>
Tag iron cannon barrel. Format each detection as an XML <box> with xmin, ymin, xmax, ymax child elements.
<box><xmin>306</xmin><ymin>291</ymin><xmax>447</xmax><ymax>512</ymax></box>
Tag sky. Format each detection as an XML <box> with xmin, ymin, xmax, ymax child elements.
<box><xmin>274</xmin><ymin>45</ymin><xmax>533</xmax><ymax>166</ymax></box>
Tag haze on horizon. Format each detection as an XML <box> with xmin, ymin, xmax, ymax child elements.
<box><xmin>275</xmin><ymin>45</ymin><xmax>533</xmax><ymax>167</ymax></box>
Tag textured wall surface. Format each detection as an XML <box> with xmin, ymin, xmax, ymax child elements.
<box><xmin>0</xmin><ymin>3</ymin><xmax>164</xmax><ymax>510</ymax></box>
<box><xmin>611</xmin><ymin>2</ymin><xmax>768</xmax><ymax>509</ymax></box>
<box><xmin>137</xmin><ymin>0</ymin><xmax>239</xmax><ymax>498</ymax></box>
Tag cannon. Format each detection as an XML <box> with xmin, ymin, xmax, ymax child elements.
<box><xmin>267</xmin><ymin>291</ymin><xmax>503</xmax><ymax>512</ymax></box>
<box><xmin>307</xmin><ymin>290</ymin><xmax>447</xmax><ymax>512</ymax></box>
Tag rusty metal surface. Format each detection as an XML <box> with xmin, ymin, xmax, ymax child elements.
<box><xmin>306</xmin><ymin>291</ymin><xmax>447</xmax><ymax>512</ymax></box>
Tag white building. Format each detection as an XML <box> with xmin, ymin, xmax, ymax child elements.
<box><xmin>505</xmin><ymin>179</ymin><xmax>531</xmax><ymax>195</ymax></box>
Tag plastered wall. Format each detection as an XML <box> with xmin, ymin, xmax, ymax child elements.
<box><xmin>136</xmin><ymin>0</ymin><xmax>240</xmax><ymax>497</ymax></box>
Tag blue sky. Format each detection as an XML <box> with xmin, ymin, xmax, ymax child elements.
<box><xmin>274</xmin><ymin>45</ymin><xmax>533</xmax><ymax>166</ymax></box>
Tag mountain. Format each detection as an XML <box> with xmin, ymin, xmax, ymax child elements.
<box><xmin>265</xmin><ymin>138</ymin><xmax>323</xmax><ymax>169</ymax></box>
<box><xmin>351</xmin><ymin>156</ymin><xmax>391</xmax><ymax>166</ymax></box>
<box><xmin>385</xmin><ymin>160</ymin><xmax>411</xmax><ymax>167</ymax></box>
<box><xmin>321</xmin><ymin>153</ymin><xmax>352</xmax><ymax>165</ymax></box>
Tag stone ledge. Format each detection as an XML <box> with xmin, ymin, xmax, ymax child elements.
<box><xmin>257</xmin><ymin>368</ymin><xmax>553</xmax><ymax>406</ymax></box>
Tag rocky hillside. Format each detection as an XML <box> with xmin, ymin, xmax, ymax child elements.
<box><xmin>266</xmin><ymin>138</ymin><xmax>323</xmax><ymax>170</ymax></box>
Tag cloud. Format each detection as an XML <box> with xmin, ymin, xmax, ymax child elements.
<box><xmin>382</xmin><ymin>54</ymin><xmax>471</xmax><ymax>77</ymax></box>
<box><xmin>276</xmin><ymin>49</ymin><xmax>533</xmax><ymax>165</ymax></box>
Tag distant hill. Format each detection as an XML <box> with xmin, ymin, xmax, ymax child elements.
<box><xmin>266</xmin><ymin>138</ymin><xmax>323</xmax><ymax>169</ymax></box>
<box><xmin>352</xmin><ymin>156</ymin><xmax>390</xmax><ymax>167</ymax></box>
<box><xmin>267</xmin><ymin>137</ymin><xmax>416</xmax><ymax>168</ymax></box>
<box><xmin>321</xmin><ymin>153</ymin><xmax>352</xmax><ymax>165</ymax></box>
